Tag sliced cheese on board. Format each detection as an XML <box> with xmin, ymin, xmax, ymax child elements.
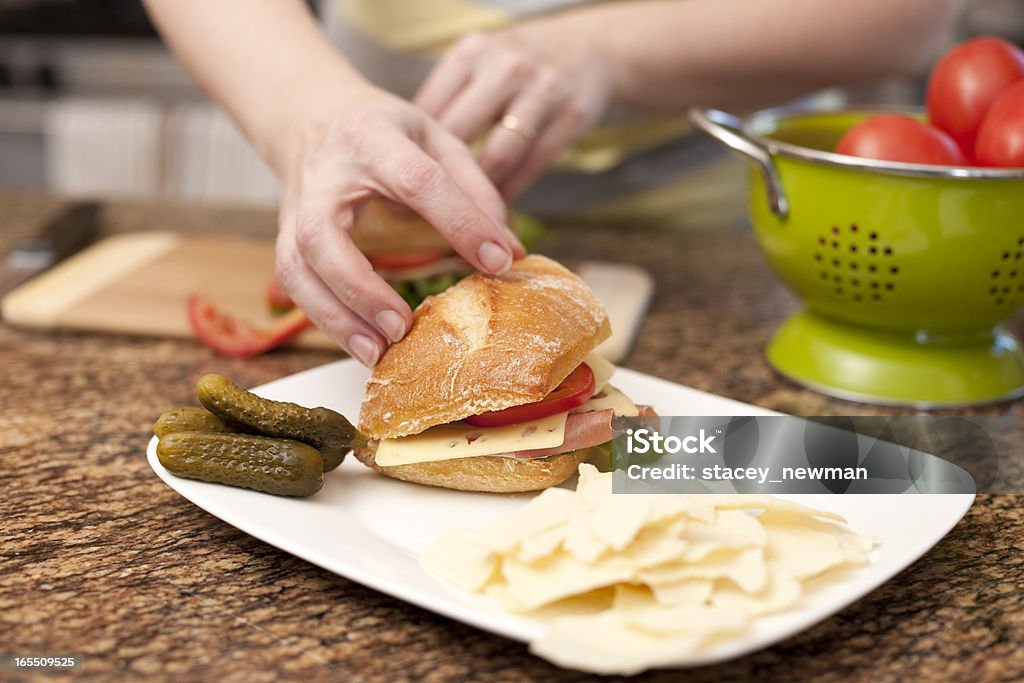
<box><xmin>375</xmin><ymin>411</ymin><xmax>569</xmax><ymax>466</ymax></box>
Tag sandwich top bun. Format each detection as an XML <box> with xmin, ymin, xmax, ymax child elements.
<box><xmin>350</xmin><ymin>199</ymin><xmax>453</xmax><ymax>256</ymax></box>
<box><xmin>359</xmin><ymin>254</ymin><xmax>611</xmax><ymax>440</ymax></box>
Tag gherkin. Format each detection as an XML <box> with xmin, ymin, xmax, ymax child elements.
<box><xmin>157</xmin><ymin>432</ymin><xmax>324</xmax><ymax>497</ymax></box>
<box><xmin>196</xmin><ymin>373</ymin><xmax>366</xmax><ymax>472</ymax></box>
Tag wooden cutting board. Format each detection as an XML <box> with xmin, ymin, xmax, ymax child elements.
<box><xmin>1</xmin><ymin>231</ymin><xmax>653</xmax><ymax>361</ymax></box>
<box><xmin>1</xmin><ymin>231</ymin><xmax>337</xmax><ymax>350</ymax></box>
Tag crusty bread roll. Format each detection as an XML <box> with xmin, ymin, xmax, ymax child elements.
<box><xmin>354</xmin><ymin>254</ymin><xmax>612</xmax><ymax>493</ymax></box>
<box><xmin>352</xmin><ymin>445</ymin><xmax>605</xmax><ymax>493</ymax></box>
<box><xmin>359</xmin><ymin>254</ymin><xmax>611</xmax><ymax>440</ymax></box>
<box><xmin>350</xmin><ymin>199</ymin><xmax>453</xmax><ymax>255</ymax></box>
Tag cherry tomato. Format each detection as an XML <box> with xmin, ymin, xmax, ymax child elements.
<box><xmin>835</xmin><ymin>115</ymin><xmax>966</xmax><ymax>165</ymax></box>
<box><xmin>975</xmin><ymin>80</ymin><xmax>1024</xmax><ymax>167</ymax></box>
<box><xmin>367</xmin><ymin>249</ymin><xmax>447</xmax><ymax>270</ymax></box>
<box><xmin>188</xmin><ymin>295</ymin><xmax>311</xmax><ymax>358</ymax></box>
<box><xmin>265</xmin><ymin>275</ymin><xmax>294</xmax><ymax>315</ymax></box>
<box><xmin>465</xmin><ymin>363</ymin><xmax>595</xmax><ymax>428</ymax></box>
<box><xmin>927</xmin><ymin>36</ymin><xmax>1024</xmax><ymax>160</ymax></box>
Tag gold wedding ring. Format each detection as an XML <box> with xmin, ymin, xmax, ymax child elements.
<box><xmin>500</xmin><ymin>114</ymin><xmax>538</xmax><ymax>140</ymax></box>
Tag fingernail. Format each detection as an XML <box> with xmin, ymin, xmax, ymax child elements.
<box><xmin>478</xmin><ymin>241</ymin><xmax>513</xmax><ymax>274</ymax></box>
<box><xmin>507</xmin><ymin>229</ymin><xmax>527</xmax><ymax>256</ymax></box>
<box><xmin>375</xmin><ymin>309</ymin><xmax>407</xmax><ymax>343</ymax></box>
<box><xmin>349</xmin><ymin>334</ymin><xmax>380</xmax><ymax>367</ymax></box>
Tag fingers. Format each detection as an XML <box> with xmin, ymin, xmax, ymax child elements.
<box><xmin>479</xmin><ymin>67</ymin><xmax>565</xmax><ymax>187</ymax></box>
<box><xmin>275</xmin><ymin>228</ymin><xmax>389</xmax><ymax>367</ymax></box>
<box><xmin>424</xmin><ymin>125</ymin><xmax>525</xmax><ymax>257</ymax></box>
<box><xmin>279</xmin><ymin>91</ymin><xmax>532</xmax><ymax>365</ymax></box>
<box><xmin>433</xmin><ymin>54</ymin><xmax>535</xmax><ymax>143</ymax></box>
<box><xmin>417</xmin><ymin>30</ymin><xmax>616</xmax><ymax>201</ymax></box>
<box><xmin>363</xmin><ymin>130</ymin><xmax>524</xmax><ymax>269</ymax></box>
<box><xmin>501</xmin><ymin>94</ymin><xmax>597</xmax><ymax>201</ymax></box>
<box><xmin>414</xmin><ymin>33</ymin><xmax>484</xmax><ymax>116</ymax></box>
<box><xmin>294</xmin><ymin>194</ymin><xmax>415</xmax><ymax>343</ymax></box>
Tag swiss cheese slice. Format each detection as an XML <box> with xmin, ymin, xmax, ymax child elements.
<box><xmin>584</xmin><ymin>353</ymin><xmax>616</xmax><ymax>393</ymax></box>
<box><xmin>574</xmin><ymin>386</ymin><xmax>639</xmax><ymax>417</ymax></box>
<box><xmin>375</xmin><ymin>411</ymin><xmax>569</xmax><ymax>467</ymax></box>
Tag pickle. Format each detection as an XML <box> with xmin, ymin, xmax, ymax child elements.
<box><xmin>154</xmin><ymin>407</ymin><xmax>234</xmax><ymax>439</ymax></box>
<box><xmin>157</xmin><ymin>432</ymin><xmax>324</xmax><ymax>497</ymax></box>
<box><xmin>195</xmin><ymin>374</ymin><xmax>366</xmax><ymax>472</ymax></box>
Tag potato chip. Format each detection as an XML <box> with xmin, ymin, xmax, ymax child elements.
<box><xmin>420</xmin><ymin>465</ymin><xmax>873</xmax><ymax>675</ymax></box>
<box><xmin>420</xmin><ymin>528</ymin><xmax>497</xmax><ymax>592</ymax></box>
<box><xmin>760</xmin><ymin>511</ymin><xmax>871</xmax><ymax>580</ymax></box>
<box><xmin>648</xmin><ymin>577</ymin><xmax>714</xmax><ymax>606</ymax></box>
<box><xmin>576</xmin><ymin>462</ymin><xmax>612</xmax><ymax>501</ymax></box>
<box><xmin>484</xmin><ymin>582</ymin><xmax>614</xmax><ymax>616</ymax></box>
<box><xmin>640</xmin><ymin>546</ymin><xmax>767</xmax><ymax>594</ymax></box>
<box><xmin>710</xmin><ymin>561</ymin><xmax>802</xmax><ymax>617</ymax></box>
<box><xmin>502</xmin><ymin>551</ymin><xmax>634</xmax><ymax>610</ymax></box>
<box><xmin>529</xmin><ymin>611</ymin><xmax>707</xmax><ymax>676</ymax></box>
<box><xmin>516</xmin><ymin>523</ymin><xmax>566</xmax><ymax>563</ymax></box>
<box><xmin>676</xmin><ymin>510</ymin><xmax>767</xmax><ymax>562</ymax></box>
<box><xmin>603</xmin><ymin>521</ymin><xmax>689</xmax><ymax>571</ymax></box>
<box><xmin>621</xmin><ymin>605</ymin><xmax>745</xmax><ymax>637</ymax></box>
<box><xmin>563</xmin><ymin>509</ymin><xmax>611</xmax><ymax>563</ymax></box>
<box><xmin>709</xmin><ymin>494</ymin><xmax>848</xmax><ymax>523</ymax></box>
<box><xmin>481</xmin><ymin>486</ymin><xmax>574</xmax><ymax>554</ymax></box>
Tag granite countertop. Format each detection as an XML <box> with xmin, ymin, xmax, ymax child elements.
<box><xmin>1</xmin><ymin>191</ymin><xmax>1022</xmax><ymax>682</ymax></box>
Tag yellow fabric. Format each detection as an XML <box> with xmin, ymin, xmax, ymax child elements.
<box><xmin>342</xmin><ymin>0</ymin><xmax>508</xmax><ymax>53</ymax></box>
<box><xmin>339</xmin><ymin>0</ymin><xmax>691</xmax><ymax>173</ymax></box>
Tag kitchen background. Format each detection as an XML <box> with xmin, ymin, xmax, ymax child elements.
<box><xmin>1</xmin><ymin>0</ymin><xmax>1023</xmax><ymax>209</ymax></box>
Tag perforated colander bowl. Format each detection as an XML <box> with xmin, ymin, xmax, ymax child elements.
<box><xmin>691</xmin><ymin>106</ymin><xmax>1024</xmax><ymax>407</ymax></box>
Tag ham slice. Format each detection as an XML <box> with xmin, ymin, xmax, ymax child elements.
<box><xmin>516</xmin><ymin>409</ymin><xmax>616</xmax><ymax>459</ymax></box>
<box><xmin>514</xmin><ymin>404</ymin><xmax>657</xmax><ymax>459</ymax></box>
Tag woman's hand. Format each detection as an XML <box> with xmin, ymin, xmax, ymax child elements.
<box><xmin>415</xmin><ymin>28</ymin><xmax>613</xmax><ymax>200</ymax></box>
<box><xmin>277</xmin><ymin>85</ymin><xmax>525</xmax><ymax>367</ymax></box>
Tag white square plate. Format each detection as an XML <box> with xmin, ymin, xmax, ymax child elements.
<box><xmin>147</xmin><ymin>360</ymin><xmax>974</xmax><ymax>669</ymax></box>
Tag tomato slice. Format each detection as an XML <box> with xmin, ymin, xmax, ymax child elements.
<box><xmin>265</xmin><ymin>275</ymin><xmax>295</xmax><ymax>315</ymax></box>
<box><xmin>465</xmin><ymin>363</ymin><xmax>595</xmax><ymax>428</ymax></box>
<box><xmin>368</xmin><ymin>249</ymin><xmax>447</xmax><ymax>270</ymax></box>
<box><xmin>187</xmin><ymin>295</ymin><xmax>311</xmax><ymax>358</ymax></box>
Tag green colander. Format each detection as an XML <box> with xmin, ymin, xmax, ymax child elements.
<box><xmin>691</xmin><ymin>106</ymin><xmax>1024</xmax><ymax>408</ymax></box>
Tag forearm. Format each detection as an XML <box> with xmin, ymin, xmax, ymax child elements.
<box><xmin>524</xmin><ymin>0</ymin><xmax>963</xmax><ymax>112</ymax></box>
<box><xmin>142</xmin><ymin>0</ymin><xmax>367</xmax><ymax>177</ymax></box>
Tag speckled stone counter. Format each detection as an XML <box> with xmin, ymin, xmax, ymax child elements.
<box><xmin>2</xmin><ymin>190</ymin><xmax>1022</xmax><ymax>682</ymax></box>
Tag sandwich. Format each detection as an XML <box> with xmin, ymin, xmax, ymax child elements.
<box><xmin>350</xmin><ymin>199</ymin><xmax>472</xmax><ymax>309</ymax></box>
<box><xmin>266</xmin><ymin>199</ymin><xmax>473</xmax><ymax>316</ymax></box>
<box><xmin>355</xmin><ymin>254</ymin><xmax>651</xmax><ymax>493</ymax></box>
<box><xmin>352</xmin><ymin>199</ymin><xmax>544</xmax><ymax>310</ymax></box>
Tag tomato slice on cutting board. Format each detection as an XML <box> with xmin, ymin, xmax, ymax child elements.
<box><xmin>465</xmin><ymin>363</ymin><xmax>596</xmax><ymax>427</ymax></box>
<box><xmin>188</xmin><ymin>295</ymin><xmax>311</xmax><ymax>358</ymax></box>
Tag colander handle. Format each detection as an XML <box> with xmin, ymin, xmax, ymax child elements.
<box><xmin>689</xmin><ymin>108</ymin><xmax>789</xmax><ymax>219</ymax></box>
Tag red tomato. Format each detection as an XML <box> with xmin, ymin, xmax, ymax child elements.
<box><xmin>975</xmin><ymin>80</ymin><xmax>1024</xmax><ymax>167</ymax></box>
<box><xmin>265</xmin><ymin>275</ymin><xmax>294</xmax><ymax>315</ymax></box>
<box><xmin>465</xmin><ymin>363</ymin><xmax>595</xmax><ymax>428</ymax></box>
<box><xmin>367</xmin><ymin>249</ymin><xmax>447</xmax><ymax>270</ymax></box>
<box><xmin>927</xmin><ymin>36</ymin><xmax>1024</xmax><ymax>160</ymax></box>
<box><xmin>836</xmin><ymin>115</ymin><xmax>966</xmax><ymax>165</ymax></box>
<box><xmin>188</xmin><ymin>295</ymin><xmax>311</xmax><ymax>358</ymax></box>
